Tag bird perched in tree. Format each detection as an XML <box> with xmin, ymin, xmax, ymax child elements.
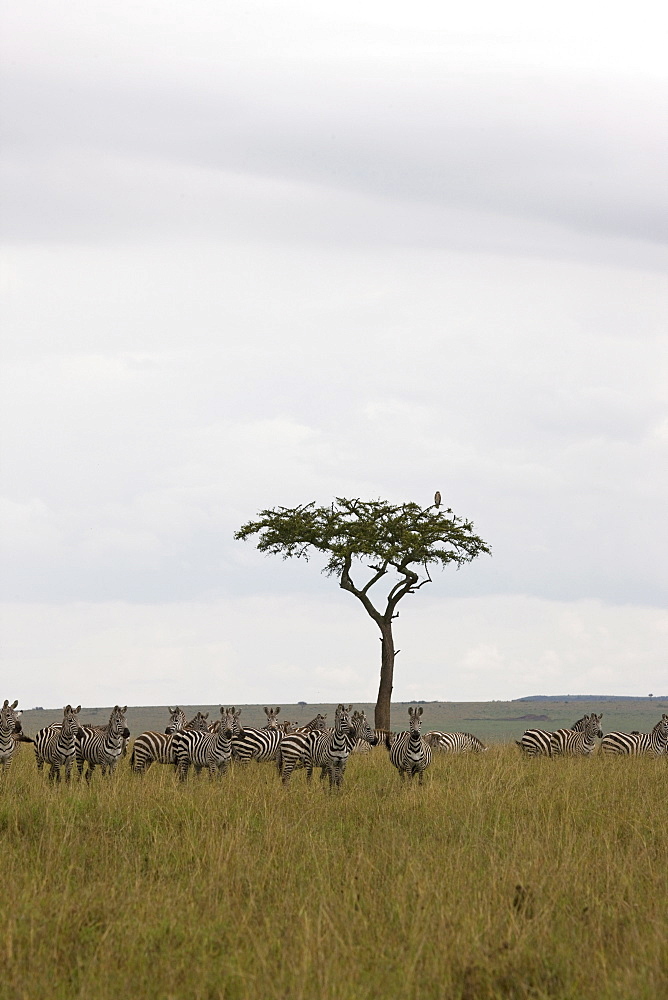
<box><xmin>434</xmin><ymin>491</ymin><xmax>441</xmax><ymax>508</ymax></box>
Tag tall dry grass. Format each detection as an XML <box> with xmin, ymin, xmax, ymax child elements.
<box><xmin>1</xmin><ymin>744</ymin><xmax>666</xmax><ymax>1000</ymax></box>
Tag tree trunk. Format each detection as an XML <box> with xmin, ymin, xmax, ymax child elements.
<box><xmin>375</xmin><ymin>620</ymin><xmax>395</xmax><ymax>730</ymax></box>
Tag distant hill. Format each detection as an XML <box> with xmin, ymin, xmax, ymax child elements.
<box><xmin>514</xmin><ymin>694</ymin><xmax>666</xmax><ymax>702</ymax></box>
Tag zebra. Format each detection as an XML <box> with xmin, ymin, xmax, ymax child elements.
<box><xmin>276</xmin><ymin>706</ymin><xmax>351</xmax><ymax>786</ymax></box>
<box><xmin>304</xmin><ymin>703</ymin><xmax>355</xmax><ymax>789</ymax></box>
<box><xmin>34</xmin><ymin>705</ymin><xmax>82</xmax><ymax>782</ymax></box>
<box><xmin>386</xmin><ymin>706</ymin><xmax>432</xmax><ymax>783</ymax></box>
<box><xmin>75</xmin><ymin>706</ymin><xmax>129</xmax><ymax>780</ymax></box>
<box><xmin>550</xmin><ymin>713</ymin><xmax>603</xmax><ymax>757</ymax></box>
<box><xmin>172</xmin><ymin>708</ymin><xmax>236</xmax><ymax>780</ymax></box>
<box><xmin>232</xmin><ymin>707</ymin><xmax>283</xmax><ymax>764</ymax></box>
<box><xmin>516</xmin><ymin>714</ymin><xmax>590</xmax><ymax>758</ymax></box>
<box><xmin>0</xmin><ymin>699</ymin><xmax>28</xmax><ymax>774</ymax></box>
<box><xmin>425</xmin><ymin>731</ymin><xmax>487</xmax><ymax>753</ymax></box>
<box><xmin>350</xmin><ymin>713</ymin><xmax>384</xmax><ymax>754</ymax></box>
<box><xmin>130</xmin><ymin>711</ymin><xmax>211</xmax><ymax>775</ymax></box>
<box><xmin>601</xmin><ymin>714</ymin><xmax>668</xmax><ymax>757</ymax></box>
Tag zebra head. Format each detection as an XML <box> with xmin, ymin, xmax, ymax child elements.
<box><xmin>334</xmin><ymin>704</ymin><xmax>354</xmax><ymax>736</ymax></box>
<box><xmin>585</xmin><ymin>713</ymin><xmax>603</xmax><ymax>739</ymax></box>
<box><xmin>653</xmin><ymin>714</ymin><xmax>668</xmax><ymax>743</ymax></box>
<box><xmin>1</xmin><ymin>699</ymin><xmax>20</xmax><ymax>736</ymax></box>
<box><xmin>352</xmin><ymin>710</ymin><xmax>378</xmax><ymax>746</ymax></box>
<box><xmin>165</xmin><ymin>706</ymin><xmax>187</xmax><ymax>734</ymax></box>
<box><xmin>187</xmin><ymin>712</ymin><xmax>210</xmax><ymax>731</ymax></box>
<box><xmin>62</xmin><ymin>704</ymin><xmax>83</xmax><ymax>737</ymax></box>
<box><xmin>109</xmin><ymin>705</ymin><xmax>129</xmax><ymax>738</ymax></box>
<box><xmin>225</xmin><ymin>707</ymin><xmax>244</xmax><ymax>738</ymax></box>
<box><xmin>217</xmin><ymin>707</ymin><xmax>236</xmax><ymax>740</ymax></box>
<box><xmin>408</xmin><ymin>706</ymin><xmax>424</xmax><ymax>738</ymax></box>
<box><xmin>263</xmin><ymin>707</ymin><xmax>281</xmax><ymax>730</ymax></box>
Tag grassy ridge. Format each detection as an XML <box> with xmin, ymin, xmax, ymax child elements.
<box><xmin>2</xmin><ymin>746</ymin><xmax>666</xmax><ymax>1000</ymax></box>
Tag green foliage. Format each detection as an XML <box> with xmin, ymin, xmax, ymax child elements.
<box><xmin>2</xmin><ymin>747</ymin><xmax>667</xmax><ymax>999</ymax></box>
<box><xmin>235</xmin><ymin>497</ymin><xmax>490</xmax><ymax>625</ymax></box>
<box><xmin>235</xmin><ymin>497</ymin><xmax>490</xmax><ymax>575</ymax></box>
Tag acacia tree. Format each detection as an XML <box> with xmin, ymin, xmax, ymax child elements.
<box><xmin>234</xmin><ymin>497</ymin><xmax>490</xmax><ymax>730</ymax></box>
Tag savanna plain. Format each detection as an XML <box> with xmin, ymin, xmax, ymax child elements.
<box><xmin>2</xmin><ymin>706</ymin><xmax>666</xmax><ymax>1000</ymax></box>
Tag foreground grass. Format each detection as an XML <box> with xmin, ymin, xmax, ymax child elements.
<box><xmin>1</xmin><ymin>746</ymin><xmax>666</xmax><ymax>1000</ymax></box>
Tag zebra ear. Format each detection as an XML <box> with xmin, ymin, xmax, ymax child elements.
<box><xmin>275</xmin><ymin>707</ymin><xmax>280</xmax><ymax>715</ymax></box>
<box><xmin>11</xmin><ymin>700</ymin><xmax>18</xmax><ymax>709</ymax></box>
<box><xmin>75</xmin><ymin>705</ymin><xmax>81</xmax><ymax>713</ymax></box>
<box><xmin>220</xmin><ymin>707</ymin><xmax>226</xmax><ymax>716</ymax></box>
<box><xmin>417</xmin><ymin>706</ymin><xmax>423</xmax><ymax>716</ymax></box>
<box><xmin>264</xmin><ymin>707</ymin><xmax>269</xmax><ymax>716</ymax></box>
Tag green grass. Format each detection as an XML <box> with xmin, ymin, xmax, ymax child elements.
<box><xmin>2</xmin><ymin>744</ymin><xmax>666</xmax><ymax>1000</ymax></box>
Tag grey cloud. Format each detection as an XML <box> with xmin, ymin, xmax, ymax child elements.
<box><xmin>2</xmin><ymin>67</ymin><xmax>667</xmax><ymax>255</ymax></box>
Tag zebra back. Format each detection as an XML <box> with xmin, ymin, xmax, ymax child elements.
<box><xmin>426</xmin><ymin>731</ymin><xmax>487</xmax><ymax>753</ymax></box>
<box><xmin>130</xmin><ymin>731</ymin><xmax>176</xmax><ymax>773</ymax></box>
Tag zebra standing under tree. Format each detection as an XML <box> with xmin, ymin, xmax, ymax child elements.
<box><xmin>34</xmin><ymin>705</ymin><xmax>82</xmax><ymax>782</ymax></box>
<box><xmin>172</xmin><ymin>707</ymin><xmax>236</xmax><ymax>780</ymax></box>
<box><xmin>76</xmin><ymin>705</ymin><xmax>129</xmax><ymax>780</ymax></box>
<box><xmin>601</xmin><ymin>714</ymin><xmax>668</xmax><ymax>757</ymax></box>
<box><xmin>516</xmin><ymin>715</ymin><xmax>590</xmax><ymax>758</ymax></box>
<box><xmin>386</xmin><ymin>706</ymin><xmax>432</xmax><ymax>783</ymax></box>
<box><xmin>550</xmin><ymin>713</ymin><xmax>603</xmax><ymax>757</ymax></box>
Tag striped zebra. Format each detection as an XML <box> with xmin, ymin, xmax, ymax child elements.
<box><xmin>232</xmin><ymin>706</ymin><xmax>283</xmax><ymax>764</ymax></box>
<box><xmin>76</xmin><ymin>706</ymin><xmax>129</xmax><ymax>780</ymax></box>
<box><xmin>425</xmin><ymin>731</ymin><xmax>487</xmax><ymax>753</ymax></box>
<box><xmin>130</xmin><ymin>711</ymin><xmax>211</xmax><ymax>775</ymax></box>
<box><xmin>34</xmin><ymin>705</ymin><xmax>82</xmax><ymax>782</ymax></box>
<box><xmin>350</xmin><ymin>714</ymin><xmax>384</xmax><ymax>754</ymax></box>
<box><xmin>304</xmin><ymin>703</ymin><xmax>355</xmax><ymax>789</ymax></box>
<box><xmin>550</xmin><ymin>713</ymin><xmax>603</xmax><ymax>757</ymax></box>
<box><xmin>172</xmin><ymin>708</ymin><xmax>235</xmax><ymax>780</ymax></box>
<box><xmin>0</xmin><ymin>699</ymin><xmax>28</xmax><ymax>774</ymax></box>
<box><xmin>516</xmin><ymin>714</ymin><xmax>589</xmax><ymax>758</ymax></box>
<box><xmin>386</xmin><ymin>706</ymin><xmax>432</xmax><ymax>783</ymax></box>
<box><xmin>601</xmin><ymin>714</ymin><xmax>668</xmax><ymax>757</ymax></box>
<box><xmin>276</xmin><ymin>706</ymin><xmax>352</xmax><ymax>786</ymax></box>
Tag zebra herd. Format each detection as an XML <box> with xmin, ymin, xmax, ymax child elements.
<box><xmin>2</xmin><ymin>699</ymin><xmax>667</xmax><ymax>789</ymax></box>
<box><xmin>516</xmin><ymin>712</ymin><xmax>668</xmax><ymax>758</ymax></box>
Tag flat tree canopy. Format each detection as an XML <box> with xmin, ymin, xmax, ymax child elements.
<box><xmin>234</xmin><ymin>497</ymin><xmax>490</xmax><ymax>728</ymax></box>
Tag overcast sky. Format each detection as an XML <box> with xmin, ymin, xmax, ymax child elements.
<box><xmin>1</xmin><ymin>0</ymin><xmax>666</xmax><ymax>709</ymax></box>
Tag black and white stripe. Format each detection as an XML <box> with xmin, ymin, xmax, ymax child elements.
<box><xmin>304</xmin><ymin>703</ymin><xmax>354</xmax><ymax>789</ymax></box>
<box><xmin>550</xmin><ymin>713</ymin><xmax>603</xmax><ymax>757</ymax></box>
<box><xmin>76</xmin><ymin>706</ymin><xmax>129</xmax><ymax>780</ymax></box>
<box><xmin>425</xmin><ymin>731</ymin><xmax>487</xmax><ymax>753</ymax></box>
<box><xmin>34</xmin><ymin>705</ymin><xmax>82</xmax><ymax>782</ymax></box>
<box><xmin>387</xmin><ymin>707</ymin><xmax>432</xmax><ymax>783</ymax></box>
<box><xmin>130</xmin><ymin>712</ymin><xmax>210</xmax><ymax>774</ymax></box>
<box><xmin>0</xmin><ymin>699</ymin><xmax>27</xmax><ymax>774</ymax></box>
<box><xmin>516</xmin><ymin>715</ymin><xmax>589</xmax><ymax>758</ymax></box>
<box><xmin>601</xmin><ymin>714</ymin><xmax>668</xmax><ymax>757</ymax></box>
<box><xmin>172</xmin><ymin>708</ymin><xmax>236</xmax><ymax>780</ymax></box>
